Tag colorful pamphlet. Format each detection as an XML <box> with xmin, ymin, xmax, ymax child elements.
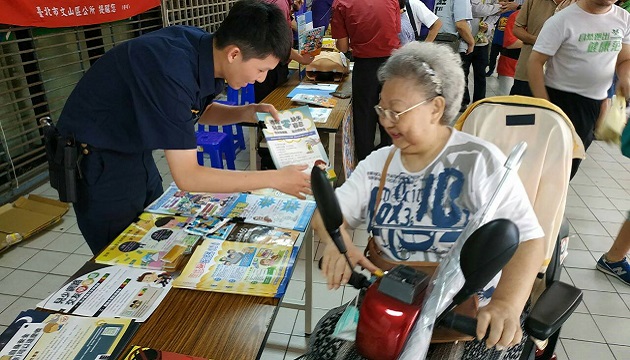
<box><xmin>122</xmin><ymin>346</ymin><xmax>209</xmax><ymax>360</ymax></box>
<box><xmin>220</xmin><ymin>192</ymin><xmax>316</xmax><ymax>232</ymax></box>
<box><xmin>95</xmin><ymin>212</ymin><xmax>201</xmax><ymax>270</ymax></box>
<box><xmin>286</xmin><ymin>82</ymin><xmax>338</xmax><ymax>98</ymax></box>
<box><xmin>145</xmin><ymin>183</ymin><xmax>232</xmax><ymax>219</ymax></box>
<box><xmin>299</xmin><ymin>26</ymin><xmax>325</xmax><ymax>56</ymax></box>
<box><xmin>37</xmin><ymin>263</ymin><xmax>173</xmax><ymax>322</ymax></box>
<box><xmin>146</xmin><ymin>183</ymin><xmax>315</xmax><ymax>231</ymax></box>
<box><xmin>172</xmin><ymin>239</ymin><xmax>298</xmax><ymax>297</ymax></box>
<box><xmin>0</xmin><ymin>310</ymin><xmax>137</xmax><ymax>360</ymax></box>
<box><xmin>259</xmin><ymin>106</ymin><xmax>337</xmax><ymax>182</ymax></box>
<box><xmin>184</xmin><ymin>216</ymin><xmax>234</xmax><ymax>239</ymax></box>
<box><xmin>290</xmin><ymin>93</ymin><xmax>338</xmax><ymax>108</ymax></box>
<box><xmin>310</xmin><ymin>107</ymin><xmax>333</xmax><ymax>123</ymax></box>
<box><xmin>0</xmin><ymin>309</ymin><xmax>49</xmax><ymax>352</ymax></box>
<box><xmin>185</xmin><ymin>217</ymin><xmax>300</xmax><ymax>247</ymax></box>
<box><xmin>295</xmin><ymin>11</ymin><xmax>326</xmax><ymax>56</ymax></box>
<box><xmin>223</xmin><ymin>223</ymin><xmax>300</xmax><ymax>246</ymax></box>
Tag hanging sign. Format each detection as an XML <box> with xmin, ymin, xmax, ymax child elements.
<box><xmin>0</xmin><ymin>1</ymin><xmax>160</xmax><ymax>28</ymax></box>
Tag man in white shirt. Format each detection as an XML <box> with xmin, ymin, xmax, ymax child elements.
<box><xmin>528</xmin><ymin>0</ymin><xmax>630</xmax><ymax>178</ymax></box>
<box><xmin>402</xmin><ymin>0</ymin><xmax>443</xmax><ymax>42</ymax></box>
<box><xmin>434</xmin><ymin>0</ymin><xmax>475</xmax><ymax>55</ymax></box>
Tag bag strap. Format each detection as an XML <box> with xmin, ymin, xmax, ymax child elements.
<box><xmin>404</xmin><ymin>0</ymin><xmax>422</xmax><ymax>41</ymax></box>
<box><xmin>369</xmin><ymin>147</ymin><xmax>397</xmax><ymax>233</ymax></box>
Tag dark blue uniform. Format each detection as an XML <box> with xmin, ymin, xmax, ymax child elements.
<box><xmin>58</xmin><ymin>26</ymin><xmax>225</xmax><ymax>254</ymax></box>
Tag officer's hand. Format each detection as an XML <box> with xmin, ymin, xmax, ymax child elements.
<box><xmin>273</xmin><ymin>165</ymin><xmax>311</xmax><ymax>199</ymax></box>
<box><xmin>249</xmin><ymin>103</ymin><xmax>281</xmax><ymax>123</ymax></box>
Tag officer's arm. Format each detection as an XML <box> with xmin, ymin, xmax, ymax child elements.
<box><xmin>198</xmin><ymin>102</ymin><xmax>254</xmax><ymax>125</ymax></box>
<box><xmin>198</xmin><ymin>102</ymin><xmax>281</xmax><ymax>124</ymax></box>
<box><xmin>164</xmin><ymin>149</ymin><xmax>311</xmax><ymax>199</ymax></box>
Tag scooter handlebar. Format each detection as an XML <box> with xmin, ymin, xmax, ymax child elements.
<box><xmin>439</xmin><ymin>312</ymin><xmax>479</xmax><ymax>338</ymax></box>
<box><xmin>317</xmin><ymin>257</ymin><xmax>372</xmax><ymax>290</ymax></box>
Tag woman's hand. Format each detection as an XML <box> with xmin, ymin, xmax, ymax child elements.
<box><xmin>320</xmin><ymin>237</ymin><xmax>380</xmax><ymax>290</ymax></box>
<box><xmin>475</xmin><ymin>299</ymin><xmax>523</xmax><ymax>350</ymax></box>
<box><xmin>272</xmin><ymin>165</ymin><xmax>311</xmax><ymax>199</ymax></box>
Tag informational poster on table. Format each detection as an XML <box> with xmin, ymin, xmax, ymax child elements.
<box><xmin>173</xmin><ymin>239</ymin><xmax>298</xmax><ymax>298</ymax></box>
<box><xmin>220</xmin><ymin>192</ymin><xmax>316</xmax><ymax>232</ymax></box>
<box><xmin>95</xmin><ymin>212</ymin><xmax>200</xmax><ymax>270</ymax></box>
<box><xmin>0</xmin><ymin>311</ymin><xmax>135</xmax><ymax>360</ymax></box>
<box><xmin>146</xmin><ymin>182</ymin><xmax>232</xmax><ymax>219</ymax></box>
<box><xmin>37</xmin><ymin>263</ymin><xmax>173</xmax><ymax>322</ymax></box>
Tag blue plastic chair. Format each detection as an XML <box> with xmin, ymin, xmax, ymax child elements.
<box><xmin>196</xmin><ymin>128</ymin><xmax>236</xmax><ymax>170</ymax></box>
<box><xmin>215</xmin><ymin>92</ymin><xmax>248</xmax><ymax>152</ymax></box>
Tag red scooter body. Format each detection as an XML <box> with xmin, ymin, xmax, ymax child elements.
<box><xmin>355</xmin><ymin>269</ymin><xmax>430</xmax><ymax>360</ymax></box>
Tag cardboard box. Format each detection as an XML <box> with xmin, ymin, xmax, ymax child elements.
<box><xmin>0</xmin><ymin>194</ymin><xmax>69</xmax><ymax>252</ymax></box>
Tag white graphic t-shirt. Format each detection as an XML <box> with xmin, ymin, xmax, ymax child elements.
<box><xmin>336</xmin><ymin>130</ymin><xmax>544</xmax><ymax>299</ymax></box>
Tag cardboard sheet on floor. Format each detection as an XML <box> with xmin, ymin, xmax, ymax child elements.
<box><xmin>0</xmin><ymin>194</ymin><xmax>69</xmax><ymax>252</ymax></box>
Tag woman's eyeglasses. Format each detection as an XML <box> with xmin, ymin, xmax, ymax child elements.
<box><xmin>374</xmin><ymin>97</ymin><xmax>434</xmax><ymax>124</ymax></box>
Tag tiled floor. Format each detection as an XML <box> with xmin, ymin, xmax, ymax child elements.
<box><xmin>1</xmin><ymin>76</ymin><xmax>630</xmax><ymax>359</ymax></box>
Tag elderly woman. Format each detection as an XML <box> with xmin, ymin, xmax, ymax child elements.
<box><xmin>310</xmin><ymin>41</ymin><xmax>545</xmax><ymax>359</ymax></box>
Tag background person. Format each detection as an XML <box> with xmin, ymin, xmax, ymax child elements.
<box><xmin>496</xmin><ymin>10</ymin><xmax>522</xmax><ymax>94</ymax></box>
<box><xmin>330</xmin><ymin>0</ymin><xmax>401</xmax><ymax>162</ymax></box>
<box><xmin>528</xmin><ymin>0</ymin><xmax>630</xmax><ymax>178</ymax></box>
<box><xmin>509</xmin><ymin>0</ymin><xmax>558</xmax><ymax>96</ymax></box>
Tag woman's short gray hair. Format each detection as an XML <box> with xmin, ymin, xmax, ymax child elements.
<box><xmin>377</xmin><ymin>42</ymin><xmax>465</xmax><ymax>124</ymax></box>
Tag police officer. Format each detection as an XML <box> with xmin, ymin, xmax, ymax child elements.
<box><xmin>57</xmin><ymin>0</ymin><xmax>311</xmax><ymax>255</ymax></box>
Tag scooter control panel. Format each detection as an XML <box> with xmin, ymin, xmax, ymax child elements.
<box><xmin>378</xmin><ymin>265</ymin><xmax>430</xmax><ymax>304</ymax></box>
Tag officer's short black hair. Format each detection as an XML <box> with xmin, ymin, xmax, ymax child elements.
<box><xmin>215</xmin><ymin>0</ymin><xmax>292</xmax><ymax>63</ymax></box>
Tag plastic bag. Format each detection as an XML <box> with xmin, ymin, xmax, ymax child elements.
<box><xmin>595</xmin><ymin>91</ymin><xmax>627</xmax><ymax>145</ymax></box>
<box><xmin>332</xmin><ymin>304</ymin><xmax>360</xmax><ymax>341</ymax></box>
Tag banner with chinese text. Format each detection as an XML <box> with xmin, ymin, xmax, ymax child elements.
<box><xmin>0</xmin><ymin>1</ymin><xmax>160</xmax><ymax>28</ymax></box>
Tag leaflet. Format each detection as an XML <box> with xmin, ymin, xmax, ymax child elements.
<box><xmin>259</xmin><ymin>106</ymin><xmax>336</xmax><ymax>182</ymax></box>
<box><xmin>37</xmin><ymin>263</ymin><xmax>173</xmax><ymax>322</ymax></box>
<box><xmin>220</xmin><ymin>192</ymin><xmax>316</xmax><ymax>232</ymax></box>
<box><xmin>297</xmin><ymin>11</ymin><xmax>325</xmax><ymax>56</ymax></box>
<box><xmin>286</xmin><ymin>83</ymin><xmax>338</xmax><ymax>98</ymax></box>
<box><xmin>172</xmin><ymin>239</ymin><xmax>298</xmax><ymax>297</ymax></box>
<box><xmin>0</xmin><ymin>311</ymin><xmax>136</xmax><ymax>360</ymax></box>
<box><xmin>95</xmin><ymin>212</ymin><xmax>200</xmax><ymax>270</ymax></box>
<box><xmin>290</xmin><ymin>93</ymin><xmax>338</xmax><ymax>108</ymax></box>
<box><xmin>310</xmin><ymin>107</ymin><xmax>333</xmax><ymax>123</ymax></box>
<box><xmin>146</xmin><ymin>182</ymin><xmax>233</xmax><ymax>219</ymax></box>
